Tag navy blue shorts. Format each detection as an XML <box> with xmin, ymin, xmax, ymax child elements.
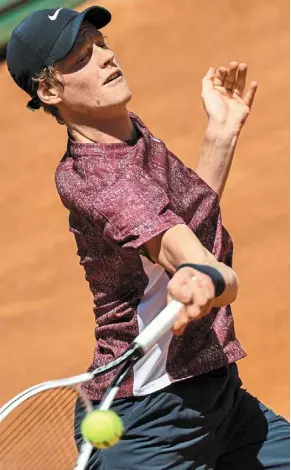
<box><xmin>75</xmin><ymin>364</ymin><xmax>290</xmax><ymax>469</ymax></box>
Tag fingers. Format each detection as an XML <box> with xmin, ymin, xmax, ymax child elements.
<box><xmin>243</xmin><ymin>80</ymin><xmax>258</xmax><ymax>109</ymax></box>
<box><xmin>187</xmin><ymin>277</ymin><xmax>211</xmax><ymax>314</ymax></box>
<box><xmin>173</xmin><ymin>305</ymin><xmax>190</xmax><ymax>336</ymax></box>
<box><xmin>167</xmin><ymin>268</ymin><xmax>215</xmax><ymax>336</ymax></box>
<box><xmin>211</xmin><ymin>61</ymin><xmax>257</xmax><ymax>106</ymax></box>
<box><xmin>213</xmin><ymin>66</ymin><xmax>228</xmax><ymax>87</ymax></box>
<box><xmin>233</xmin><ymin>63</ymin><xmax>247</xmax><ymax>97</ymax></box>
<box><xmin>167</xmin><ymin>270</ymin><xmax>193</xmax><ymax>305</ymax></box>
<box><xmin>223</xmin><ymin>61</ymin><xmax>239</xmax><ymax>91</ymax></box>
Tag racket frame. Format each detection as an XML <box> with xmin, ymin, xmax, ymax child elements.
<box><xmin>0</xmin><ymin>300</ymin><xmax>182</xmax><ymax>469</ymax></box>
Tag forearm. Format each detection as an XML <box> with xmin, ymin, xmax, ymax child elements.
<box><xmin>144</xmin><ymin>224</ymin><xmax>238</xmax><ymax>307</ymax></box>
<box><xmin>195</xmin><ymin>122</ymin><xmax>239</xmax><ymax>201</ymax></box>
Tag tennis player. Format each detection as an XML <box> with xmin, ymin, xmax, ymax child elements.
<box><xmin>6</xmin><ymin>5</ymin><xmax>290</xmax><ymax>469</ymax></box>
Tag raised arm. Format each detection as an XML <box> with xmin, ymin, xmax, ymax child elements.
<box><xmin>195</xmin><ymin>62</ymin><xmax>258</xmax><ymax>200</ymax></box>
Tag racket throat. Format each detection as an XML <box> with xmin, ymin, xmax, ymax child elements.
<box><xmin>99</xmin><ymin>347</ymin><xmax>142</xmax><ymax>410</ymax></box>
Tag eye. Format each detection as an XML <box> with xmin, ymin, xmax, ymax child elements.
<box><xmin>76</xmin><ymin>50</ymin><xmax>90</xmax><ymax>63</ymax></box>
<box><xmin>98</xmin><ymin>42</ymin><xmax>109</xmax><ymax>49</ymax></box>
<box><xmin>97</xmin><ymin>35</ymin><xmax>109</xmax><ymax>48</ymax></box>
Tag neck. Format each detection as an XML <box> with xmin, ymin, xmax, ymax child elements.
<box><xmin>66</xmin><ymin>107</ymin><xmax>135</xmax><ymax>144</ymax></box>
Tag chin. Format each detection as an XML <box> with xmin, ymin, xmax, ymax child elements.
<box><xmin>108</xmin><ymin>81</ymin><xmax>132</xmax><ymax>106</ymax></box>
<box><xmin>114</xmin><ymin>85</ymin><xmax>132</xmax><ymax>105</ymax></box>
<box><xmin>122</xmin><ymin>90</ymin><xmax>133</xmax><ymax>105</ymax></box>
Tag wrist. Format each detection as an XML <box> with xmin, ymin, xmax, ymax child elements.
<box><xmin>205</xmin><ymin>120</ymin><xmax>241</xmax><ymax>142</ymax></box>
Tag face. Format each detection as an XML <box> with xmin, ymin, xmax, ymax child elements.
<box><xmin>49</xmin><ymin>21</ymin><xmax>132</xmax><ymax>117</ymax></box>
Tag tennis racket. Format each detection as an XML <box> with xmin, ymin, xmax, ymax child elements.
<box><xmin>0</xmin><ymin>300</ymin><xmax>182</xmax><ymax>470</ymax></box>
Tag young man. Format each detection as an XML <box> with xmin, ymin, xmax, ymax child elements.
<box><xmin>6</xmin><ymin>5</ymin><xmax>289</xmax><ymax>469</ymax></box>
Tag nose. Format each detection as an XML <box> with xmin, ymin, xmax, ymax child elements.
<box><xmin>95</xmin><ymin>45</ymin><xmax>115</xmax><ymax>68</ymax></box>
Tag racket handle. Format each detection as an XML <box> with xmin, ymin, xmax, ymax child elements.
<box><xmin>134</xmin><ymin>300</ymin><xmax>182</xmax><ymax>353</ymax></box>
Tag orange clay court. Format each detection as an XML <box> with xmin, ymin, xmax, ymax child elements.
<box><xmin>0</xmin><ymin>0</ymin><xmax>289</xmax><ymax>420</ymax></box>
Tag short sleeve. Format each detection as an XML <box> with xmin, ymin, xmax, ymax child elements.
<box><xmin>56</xmin><ymin>166</ymin><xmax>185</xmax><ymax>250</ymax></box>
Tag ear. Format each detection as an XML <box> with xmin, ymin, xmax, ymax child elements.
<box><xmin>37</xmin><ymin>79</ymin><xmax>62</xmax><ymax>106</ymax></box>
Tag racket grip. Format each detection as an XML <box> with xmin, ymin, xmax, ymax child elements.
<box><xmin>134</xmin><ymin>300</ymin><xmax>182</xmax><ymax>353</ymax></box>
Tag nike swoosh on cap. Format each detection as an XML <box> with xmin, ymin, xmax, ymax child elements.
<box><xmin>48</xmin><ymin>8</ymin><xmax>62</xmax><ymax>21</ymax></box>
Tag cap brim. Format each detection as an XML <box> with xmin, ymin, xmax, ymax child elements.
<box><xmin>46</xmin><ymin>6</ymin><xmax>111</xmax><ymax>64</ymax></box>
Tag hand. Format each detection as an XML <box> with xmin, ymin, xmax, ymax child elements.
<box><xmin>167</xmin><ymin>267</ymin><xmax>215</xmax><ymax>336</ymax></box>
<box><xmin>201</xmin><ymin>62</ymin><xmax>258</xmax><ymax>135</ymax></box>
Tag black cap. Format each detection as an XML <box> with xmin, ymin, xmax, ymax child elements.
<box><xmin>6</xmin><ymin>6</ymin><xmax>111</xmax><ymax>110</ymax></box>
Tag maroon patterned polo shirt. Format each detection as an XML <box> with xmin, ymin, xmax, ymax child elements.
<box><xmin>55</xmin><ymin>112</ymin><xmax>246</xmax><ymax>400</ymax></box>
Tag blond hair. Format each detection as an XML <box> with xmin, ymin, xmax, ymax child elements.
<box><xmin>32</xmin><ymin>66</ymin><xmax>65</xmax><ymax>125</ymax></box>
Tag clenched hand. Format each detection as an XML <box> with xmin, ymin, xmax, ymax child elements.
<box><xmin>167</xmin><ymin>267</ymin><xmax>215</xmax><ymax>336</ymax></box>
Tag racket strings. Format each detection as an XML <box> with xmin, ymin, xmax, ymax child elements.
<box><xmin>5</xmin><ymin>394</ymin><xmax>77</xmax><ymax>469</ymax></box>
<box><xmin>1</xmin><ymin>390</ymin><xmax>81</xmax><ymax>469</ymax></box>
<box><xmin>1</xmin><ymin>387</ymin><xmax>69</xmax><ymax>452</ymax></box>
<box><xmin>0</xmin><ymin>387</ymin><xmax>87</xmax><ymax>470</ymax></box>
<box><xmin>1</xmin><ymin>387</ymin><xmax>74</xmax><ymax>454</ymax></box>
<box><xmin>1</xmin><ymin>392</ymin><xmax>77</xmax><ymax>468</ymax></box>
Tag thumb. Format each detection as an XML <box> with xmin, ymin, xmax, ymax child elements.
<box><xmin>202</xmin><ymin>67</ymin><xmax>216</xmax><ymax>94</ymax></box>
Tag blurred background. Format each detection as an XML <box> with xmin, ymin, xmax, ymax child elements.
<box><xmin>0</xmin><ymin>0</ymin><xmax>289</xmax><ymax>419</ymax></box>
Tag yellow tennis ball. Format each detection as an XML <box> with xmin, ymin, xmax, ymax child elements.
<box><xmin>81</xmin><ymin>410</ymin><xmax>124</xmax><ymax>449</ymax></box>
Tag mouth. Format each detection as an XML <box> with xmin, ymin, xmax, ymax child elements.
<box><xmin>103</xmin><ymin>70</ymin><xmax>123</xmax><ymax>85</ymax></box>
